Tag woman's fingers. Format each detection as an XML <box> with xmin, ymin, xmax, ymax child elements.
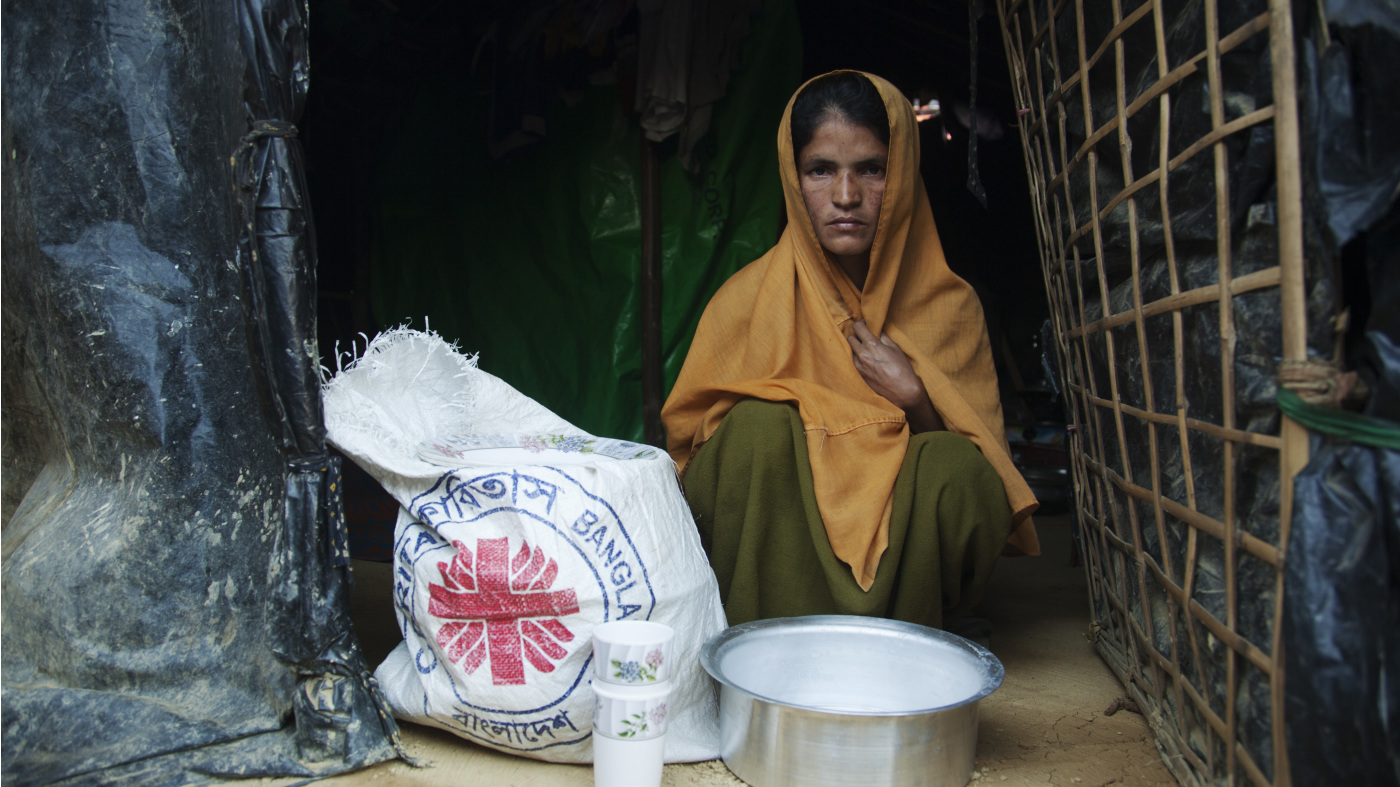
<box><xmin>850</xmin><ymin>321</ymin><xmax>903</xmax><ymax>355</ymax></box>
<box><xmin>847</xmin><ymin>335</ymin><xmax>869</xmax><ymax>372</ymax></box>
<box><xmin>851</xmin><ymin>319</ymin><xmax>877</xmax><ymax>344</ymax></box>
<box><xmin>843</xmin><ymin>324</ymin><xmax>928</xmax><ymax>412</ymax></box>
<box><xmin>848</xmin><ymin>325</ymin><xmax>901</xmax><ymax>372</ymax></box>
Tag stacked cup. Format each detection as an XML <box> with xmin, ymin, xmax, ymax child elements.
<box><xmin>591</xmin><ymin>621</ymin><xmax>675</xmax><ymax>787</ymax></box>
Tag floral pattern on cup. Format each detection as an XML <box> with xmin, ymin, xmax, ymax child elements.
<box><xmin>616</xmin><ymin>710</ymin><xmax>647</xmax><ymax>738</ymax></box>
<box><xmin>611</xmin><ymin>648</ymin><xmax>664</xmax><ymax>683</ymax></box>
<box><xmin>613</xmin><ymin>703</ymin><xmax>669</xmax><ymax>738</ymax></box>
<box><xmin>592</xmin><ymin>621</ymin><xmax>674</xmax><ymax>686</ymax></box>
<box><xmin>592</xmin><ymin>680</ymin><xmax>671</xmax><ymax>741</ymax></box>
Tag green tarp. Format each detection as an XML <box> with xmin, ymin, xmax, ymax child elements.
<box><xmin>370</xmin><ymin>1</ymin><xmax>802</xmax><ymax>442</ymax></box>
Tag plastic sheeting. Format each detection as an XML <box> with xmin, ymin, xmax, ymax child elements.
<box><xmin>1299</xmin><ymin>0</ymin><xmax>1400</xmax><ymax>252</ymax></box>
<box><xmin>1298</xmin><ymin>0</ymin><xmax>1400</xmax><ymax>429</ymax></box>
<box><xmin>1</xmin><ymin>0</ymin><xmax>398</xmax><ymax>782</ymax></box>
<box><xmin>1354</xmin><ymin>209</ymin><xmax>1400</xmax><ymax>423</ymax></box>
<box><xmin>367</xmin><ymin>0</ymin><xmax>802</xmax><ymax>443</ymax></box>
<box><xmin>1283</xmin><ymin>429</ymin><xmax>1400</xmax><ymax>787</ymax></box>
<box><xmin>1283</xmin><ymin>4</ymin><xmax>1400</xmax><ymax>782</ymax></box>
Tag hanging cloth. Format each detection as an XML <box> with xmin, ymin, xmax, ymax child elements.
<box><xmin>663</xmin><ymin>70</ymin><xmax>1039</xmax><ymax>590</ymax></box>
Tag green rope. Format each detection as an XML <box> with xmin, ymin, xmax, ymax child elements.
<box><xmin>1277</xmin><ymin>386</ymin><xmax>1400</xmax><ymax>450</ymax></box>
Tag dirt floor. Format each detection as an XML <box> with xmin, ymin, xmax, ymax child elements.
<box><xmin>322</xmin><ymin>514</ymin><xmax>1177</xmax><ymax>786</ymax></box>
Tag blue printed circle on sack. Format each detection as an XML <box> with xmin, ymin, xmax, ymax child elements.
<box><xmin>396</xmin><ymin>462</ymin><xmax>656</xmax><ymax>752</ymax></box>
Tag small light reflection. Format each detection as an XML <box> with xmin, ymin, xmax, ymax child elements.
<box><xmin>912</xmin><ymin>98</ymin><xmax>941</xmax><ymax>123</ymax></box>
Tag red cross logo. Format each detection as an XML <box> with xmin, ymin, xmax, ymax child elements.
<box><xmin>429</xmin><ymin>537</ymin><xmax>581</xmax><ymax>686</ymax></box>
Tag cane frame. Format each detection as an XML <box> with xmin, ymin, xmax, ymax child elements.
<box><xmin>994</xmin><ymin>0</ymin><xmax>1309</xmax><ymax>784</ymax></box>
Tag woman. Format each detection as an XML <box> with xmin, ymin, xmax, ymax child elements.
<box><xmin>661</xmin><ymin>71</ymin><xmax>1039</xmax><ymax>630</ymax></box>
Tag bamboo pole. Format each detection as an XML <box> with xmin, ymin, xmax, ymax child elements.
<box><xmin>639</xmin><ymin>136</ymin><xmax>664</xmax><ymax>447</ymax></box>
<box><xmin>1267</xmin><ymin>0</ymin><xmax>1308</xmax><ymax>783</ymax></box>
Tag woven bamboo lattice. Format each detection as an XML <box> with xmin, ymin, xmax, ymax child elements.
<box><xmin>995</xmin><ymin>0</ymin><xmax>1325</xmax><ymax>785</ymax></box>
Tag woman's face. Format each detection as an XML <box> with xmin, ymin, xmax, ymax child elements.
<box><xmin>797</xmin><ymin>114</ymin><xmax>889</xmax><ymax>277</ymax></box>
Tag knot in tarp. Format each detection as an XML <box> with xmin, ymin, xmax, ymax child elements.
<box><xmin>234</xmin><ymin>118</ymin><xmax>300</xmax><ymax>163</ymax></box>
<box><xmin>1277</xmin><ymin>358</ymin><xmax>1368</xmax><ymax>410</ymax></box>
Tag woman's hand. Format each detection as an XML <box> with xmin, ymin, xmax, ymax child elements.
<box><xmin>847</xmin><ymin>320</ymin><xmax>945</xmax><ymax>433</ymax></box>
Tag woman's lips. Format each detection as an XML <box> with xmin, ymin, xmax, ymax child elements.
<box><xmin>829</xmin><ymin>217</ymin><xmax>866</xmax><ymax>231</ymax></box>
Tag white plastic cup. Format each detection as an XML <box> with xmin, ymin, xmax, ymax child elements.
<box><xmin>593</xmin><ymin>731</ymin><xmax>666</xmax><ymax>787</ymax></box>
<box><xmin>592</xmin><ymin>678</ymin><xmax>672</xmax><ymax>740</ymax></box>
<box><xmin>592</xmin><ymin>620</ymin><xmax>675</xmax><ymax>685</ymax></box>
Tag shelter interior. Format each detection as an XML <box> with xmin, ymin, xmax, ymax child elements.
<box><xmin>303</xmin><ymin>0</ymin><xmax>1059</xmax><ymax>444</ymax></box>
<box><xmin>4</xmin><ymin>0</ymin><xmax>1392</xmax><ymax>782</ymax></box>
<box><xmin>297</xmin><ymin>1</ymin><xmax>1171</xmax><ymax>784</ymax></box>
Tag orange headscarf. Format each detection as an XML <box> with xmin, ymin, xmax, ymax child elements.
<box><xmin>663</xmin><ymin>71</ymin><xmax>1038</xmax><ymax>590</ymax></box>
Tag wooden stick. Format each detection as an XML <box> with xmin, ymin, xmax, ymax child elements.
<box><xmin>1267</xmin><ymin>0</ymin><xmax>1307</xmax><ymax>783</ymax></box>
<box><xmin>1068</xmin><ymin>267</ymin><xmax>1282</xmax><ymax>339</ymax></box>
<box><xmin>1076</xmin><ymin>0</ymin><xmax>1158</xmax><ymax>692</ymax></box>
<box><xmin>639</xmin><ymin>136</ymin><xmax>664</xmax><ymax>447</ymax></box>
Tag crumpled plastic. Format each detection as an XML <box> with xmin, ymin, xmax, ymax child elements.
<box><xmin>1</xmin><ymin>0</ymin><xmax>399</xmax><ymax>781</ymax></box>
<box><xmin>1283</xmin><ymin>431</ymin><xmax>1400</xmax><ymax>787</ymax></box>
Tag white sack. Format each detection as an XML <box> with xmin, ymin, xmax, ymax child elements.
<box><xmin>323</xmin><ymin>329</ymin><xmax>726</xmax><ymax>763</ymax></box>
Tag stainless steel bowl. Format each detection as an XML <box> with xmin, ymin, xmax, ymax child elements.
<box><xmin>700</xmin><ymin>615</ymin><xmax>1003</xmax><ymax>787</ymax></box>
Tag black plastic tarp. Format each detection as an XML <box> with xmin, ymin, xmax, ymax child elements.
<box><xmin>1282</xmin><ymin>424</ymin><xmax>1400</xmax><ymax>787</ymax></box>
<box><xmin>1284</xmin><ymin>1</ymin><xmax>1400</xmax><ymax>783</ymax></box>
<box><xmin>1</xmin><ymin>0</ymin><xmax>399</xmax><ymax>782</ymax></box>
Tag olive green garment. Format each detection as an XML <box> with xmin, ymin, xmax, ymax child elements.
<box><xmin>682</xmin><ymin>399</ymin><xmax>1014</xmax><ymax>629</ymax></box>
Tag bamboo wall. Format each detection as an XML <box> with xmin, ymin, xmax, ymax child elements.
<box><xmin>994</xmin><ymin>0</ymin><xmax>1321</xmax><ymax>784</ymax></box>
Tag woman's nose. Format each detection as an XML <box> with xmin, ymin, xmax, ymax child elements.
<box><xmin>833</xmin><ymin>172</ymin><xmax>861</xmax><ymax>207</ymax></box>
